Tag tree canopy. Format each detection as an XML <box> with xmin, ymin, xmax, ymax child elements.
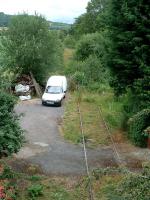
<box><xmin>0</xmin><ymin>14</ymin><xmax>63</xmax><ymax>83</ymax></box>
<box><xmin>106</xmin><ymin>0</ymin><xmax>150</xmax><ymax>107</ymax></box>
<box><xmin>72</xmin><ymin>0</ymin><xmax>109</xmax><ymax>36</ymax></box>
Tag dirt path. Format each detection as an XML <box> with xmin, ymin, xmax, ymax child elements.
<box><xmin>11</xmin><ymin>99</ymin><xmax>117</xmax><ymax>175</ymax></box>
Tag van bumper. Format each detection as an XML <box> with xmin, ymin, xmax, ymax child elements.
<box><xmin>42</xmin><ymin>100</ymin><xmax>61</xmax><ymax>106</ymax></box>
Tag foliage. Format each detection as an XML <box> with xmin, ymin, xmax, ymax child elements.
<box><xmin>75</xmin><ymin>32</ymin><xmax>106</xmax><ymax>61</ymax></box>
<box><xmin>0</xmin><ymin>162</ymin><xmax>87</xmax><ymax>200</ymax></box>
<box><xmin>105</xmin><ymin>0</ymin><xmax>150</xmax><ymax>107</ymax></box>
<box><xmin>82</xmin><ymin>55</ymin><xmax>108</xmax><ymax>84</ymax></box>
<box><xmin>0</xmin><ymin>91</ymin><xmax>24</xmax><ymax>158</ymax></box>
<box><xmin>65</xmin><ymin>57</ymin><xmax>108</xmax><ymax>88</ymax></box>
<box><xmin>128</xmin><ymin>109</ymin><xmax>150</xmax><ymax>147</ymax></box>
<box><xmin>92</xmin><ymin>166</ymin><xmax>150</xmax><ymax>200</ymax></box>
<box><xmin>0</xmin><ymin>165</ymin><xmax>16</xmax><ymax>179</ymax></box>
<box><xmin>63</xmin><ymin>91</ymin><xmax>124</xmax><ymax>146</ymax></box>
<box><xmin>0</xmin><ymin>163</ymin><xmax>18</xmax><ymax>200</ymax></box>
<box><xmin>64</xmin><ymin>35</ymin><xmax>76</xmax><ymax>48</ymax></box>
<box><xmin>48</xmin><ymin>183</ymin><xmax>71</xmax><ymax>200</ymax></box>
<box><xmin>116</xmin><ymin>166</ymin><xmax>150</xmax><ymax>200</ymax></box>
<box><xmin>27</xmin><ymin>184</ymin><xmax>43</xmax><ymax>199</ymax></box>
<box><xmin>72</xmin><ymin>0</ymin><xmax>109</xmax><ymax>36</ymax></box>
<box><xmin>0</xmin><ymin>14</ymin><xmax>63</xmax><ymax>84</ymax></box>
<box><xmin>65</xmin><ymin>32</ymin><xmax>109</xmax><ymax>88</ymax></box>
<box><xmin>27</xmin><ymin>175</ymin><xmax>42</xmax><ymax>182</ymax></box>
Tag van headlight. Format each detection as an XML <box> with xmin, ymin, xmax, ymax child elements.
<box><xmin>55</xmin><ymin>99</ymin><xmax>60</xmax><ymax>102</ymax></box>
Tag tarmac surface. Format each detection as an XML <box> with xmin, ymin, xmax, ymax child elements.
<box><xmin>13</xmin><ymin>99</ymin><xmax>117</xmax><ymax>175</ymax></box>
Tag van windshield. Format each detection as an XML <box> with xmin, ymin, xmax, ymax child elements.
<box><xmin>46</xmin><ymin>86</ymin><xmax>62</xmax><ymax>94</ymax></box>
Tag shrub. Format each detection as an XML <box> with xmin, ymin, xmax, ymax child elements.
<box><xmin>128</xmin><ymin>109</ymin><xmax>150</xmax><ymax>147</ymax></box>
<box><xmin>73</xmin><ymin>71</ymin><xmax>86</xmax><ymax>85</ymax></box>
<box><xmin>0</xmin><ymin>91</ymin><xmax>16</xmax><ymax>112</ymax></box>
<box><xmin>0</xmin><ymin>92</ymin><xmax>24</xmax><ymax>158</ymax></box>
<box><xmin>64</xmin><ymin>35</ymin><xmax>76</xmax><ymax>48</ymax></box>
<box><xmin>0</xmin><ymin>165</ymin><xmax>15</xmax><ymax>179</ymax></box>
<box><xmin>28</xmin><ymin>184</ymin><xmax>43</xmax><ymax>199</ymax></box>
<box><xmin>116</xmin><ymin>166</ymin><xmax>150</xmax><ymax>200</ymax></box>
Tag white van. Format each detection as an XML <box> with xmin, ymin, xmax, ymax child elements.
<box><xmin>42</xmin><ymin>76</ymin><xmax>67</xmax><ymax>106</ymax></box>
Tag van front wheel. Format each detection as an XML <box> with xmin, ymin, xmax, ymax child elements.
<box><xmin>57</xmin><ymin>100</ymin><xmax>62</xmax><ymax>107</ymax></box>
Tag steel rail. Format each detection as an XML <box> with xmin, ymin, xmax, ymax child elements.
<box><xmin>98</xmin><ymin>106</ymin><xmax>124</xmax><ymax>167</ymax></box>
<box><xmin>98</xmin><ymin>106</ymin><xmax>149</xmax><ymax>179</ymax></box>
<box><xmin>77</xmin><ymin>103</ymin><xmax>94</xmax><ymax>200</ymax></box>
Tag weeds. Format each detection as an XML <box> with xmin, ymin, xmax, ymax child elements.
<box><xmin>27</xmin><ymin>184</ymin><xmax>43</xmax><ymax>199</ymax></box>
<box><xmin>63</xmin><ymin>90</ymin><xmax>125</xmax><ymax>146</ymax></box>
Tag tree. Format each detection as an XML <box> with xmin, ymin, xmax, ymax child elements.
<box><xmin>0</xmin><ymin>14</ymin><xmax>63</xmax><ymax>83</ymax></box>
<box><xmin>72</xmin><ymin>0</ymin><xmax>109</xmax><ymax>36</ymax></box>
<box><xmin>106</xmin><ymin>0</ymin><xmax>150</xmax><ymax>108</ymax></box>
<box><xmin>75</xmin><ymin>32</ymin><xmax>107</xmax><ymax>61</ymax></box>
<box><xmin>68</xmin><ymin>32</ymin><xmax>109</xmax><ymax>85</ymax></box>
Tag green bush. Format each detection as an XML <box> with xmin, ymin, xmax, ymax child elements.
<box><xmin>128</xmin><ymin>109</ymin><xmax>150</xmax><ymax>147</ymax></box>
<box><xmin>64</xmin><ymin>35</ymin><xmax>76</xmax><ymax>48</ymax></box>
<box><xmin>0</xmin><ymin>91</ymin><xmax>16</xmax><ymax>111</ymax></box>
<box><xmin>0</xmin><ymin>92</ymin><xmax>24</xmax><ymax>157</ymax></box>
<box><xmin>116</xmin><ymin>166</ymin><xmax>150</xmax><ymax>200</ymax></box>
<box><xmin>73</xmin><ymin>71</ymin><xmax>86</xmax><ymax>85</ymax></box>
<box><xmin>0</xmin><ymin>165</ymin><xmax>15</xmax><ymax>179</ymax></box>
<box><xmin>75</xmin><ymin>32</ymin><xmax>106</xmax><ymax>61</ymax></box>
<box><xmin>28</xmin><ymin>184</ymin><xmax>43</xmax><ymax>199</ymax></box>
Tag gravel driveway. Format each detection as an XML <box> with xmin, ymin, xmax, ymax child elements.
<box><xmin>13</xmin><ymin>99</ymin><xmax>117</xmax><ymax>175</ymax></box>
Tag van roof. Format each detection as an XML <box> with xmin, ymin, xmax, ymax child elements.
<box><xmin>48</xmin><ymin>75</ymin><xmax>66</xmax><ymax>81</ymax></box>
<box><xmin>46</xmin><ymin>76</ymin><xmax>66</xmax><ymax>87</ymax></box>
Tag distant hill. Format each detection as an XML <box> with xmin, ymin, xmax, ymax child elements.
<box><xmin>0</xmin><ymin>12</ymin><xmax>71</xmax><ymax>31</ymax></box>
<box><xmin>49</xmin><ymin>21</ymin><xmax>71</xmax><ymax>31</ymax></box>
<box><xmin>0</xmin><ymin>12</ymin><xmax>12</xmax><ymax>26</ymax></box>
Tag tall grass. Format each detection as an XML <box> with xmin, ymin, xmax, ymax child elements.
<box><xmin>82</xmin><ymin>90</ymin><xmax>125</xmax><ymax>130</ymax></box>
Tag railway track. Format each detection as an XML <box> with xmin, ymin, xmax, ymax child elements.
<box><xmin>77</xmin><ymin>100</ymin><xmax>149</xmax><ymax>200</ymax></box>
<box><xmin>77</xmin><ymin>102</ymin><xmax>122</xmax><ymax>200</ymax></box>
<box><xmin>77</xmin><ymin>103</ymin><xmax>94</xmax><ymax>200</ymax></box>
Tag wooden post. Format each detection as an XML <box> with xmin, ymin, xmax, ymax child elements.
<box><xmin>30</xmin><ymin>72</ymin><xmax>42</xmax><ymax>98</ymax></box>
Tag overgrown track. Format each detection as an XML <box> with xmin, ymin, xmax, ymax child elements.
<box><xmin>77</xmin><ymin>103</ymin><xmax>94</xmax><ymax>200</ymax></box>
<box><xmin>98</xmin><ymin>106</ymin><xmax>125</xmax><ymax>167</ymax></box>
<box><xmin>77</xmin><ymin>102</ymin><xmax>119</xmax><ymax>200</ymax></box>
<box><xmin>98</xmin><ymin>106</ymin><xmax>149</xmax><ymax>180</ymax></box>
<box><xmin>77</xmin><ymin>102</ymin><xmax>149</xmax><ymax>200</ymax></box>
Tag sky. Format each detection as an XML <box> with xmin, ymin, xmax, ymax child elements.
<box><xmin>0</xmin><ymin>0</ymin><xmax>89</xmax><ymax>23</ymax></box>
